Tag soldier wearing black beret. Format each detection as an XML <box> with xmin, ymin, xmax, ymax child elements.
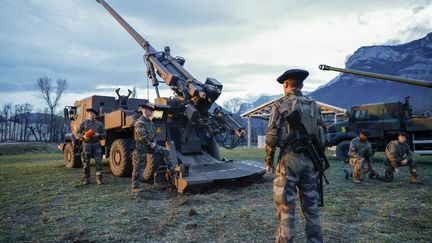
<box><xmin>265</xmin><ymin>68</ymin><xmax>325</xmax><ymax>242</ymax></box>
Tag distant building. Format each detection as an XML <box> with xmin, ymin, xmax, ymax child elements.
<box><xmin>240</xmin><ymin>96</ymin><xmax>347</xmax><ymax>148</ymax></box>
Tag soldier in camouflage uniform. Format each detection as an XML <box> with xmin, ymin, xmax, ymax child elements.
<box><xmin>344</xmin><ymin>129</ymin><xmax>378</xmax><ymax>182</ymax></box>
<box><xmin>381</xmin><ymin>132</ymin><xmax>417</xmax><ymax>184</ymax></box>
<box><xmin>265</xmin><ymin>69</ymin><xmax>324</xmax><ymax>243</ymax></box>
<box><xmin>132</xmin><ymin>103</ymin><xmax>174</xmax><ymax>193</ymax></box>
<box><xmin>77</xmin><ymin>108</ymin><xmax>106</xmax><ymax>185</ymax></box>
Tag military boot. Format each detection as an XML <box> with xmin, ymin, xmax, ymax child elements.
<box><xmin>344</xmin><ymin>170</ymin><xmax>350</xmax><ymax>180</ymax></box>
<box><xmin>368</xmin><ymin>170</ymin><xmax>377</xmax><ymax>179</ymax></box>
<box><xmin>352</xmin><ymin>172</ymin><xmax>360</xmax><ymax>183</ymax></box>
<box><xmin>410</xmin><ymin>172</ymin><xmax>417</xmax><ymax>184</ymax></box>
<box><xmin>82</xmin><ymin>177</ymin><xmax>90</xmax><ymax>186</ymax></box>
<box><xmin>131</xmin><ymin>187</ymin><xmax>144</xmax><ymax>193</ymax></box>
<box><xmin>96</xmin><ymin>177</ymin><xmax>104</xmax><ymax>185</ymax></box>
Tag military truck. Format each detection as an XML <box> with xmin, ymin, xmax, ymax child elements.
<box><xmin>60</xmin><ymin>93</ymin><xmax>148</xmax><ymax>174</ymax></box>
<box><xmin>59</xmin><ymin>0</ymin><xmax>265</xmax><ymax>193</ymax></box>
<box><xmin>319</xmin><ymin>65</ymin><xmax>432</xmax><ymax>161</ymax></box>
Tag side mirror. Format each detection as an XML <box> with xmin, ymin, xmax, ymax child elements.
<box><xmin>348</xmin><ymin>111</ymin><xmax>354</xmax><ymax>122</ymax></box>
<box><xmin>63</xmin><ymin>108</ymin><xmax>69</xmax><ymax>119</ymax></box>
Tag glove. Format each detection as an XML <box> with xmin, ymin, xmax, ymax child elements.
<box><xmin>266</xmin><ymin>164</ymin><xmax>274</xmax><ymax>174</ymax></box>
<box><xmin>150</xmin><ymin>143</ymin><xmax>157</xmax><ymax>149</ymax></box>
<box><xmin>394</xmin><ymin>168</ymin><xmax>400</xmax><ymax>176</ymax></box>
<box><xmin>266</xmin><ymin>163</ymin><xmax>274</xmax><ymax>174</ymax></box>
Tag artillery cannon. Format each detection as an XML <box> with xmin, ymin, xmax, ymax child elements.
<box><xmin>58</xmin><ymin>0</ymin><xmax>265</xmax><ymax>193</ymax></box>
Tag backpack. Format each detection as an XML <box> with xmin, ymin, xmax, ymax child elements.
<box><xmin>283</xmin><ymin>95</ymin><xmax>326</xmax><ymax>151</ymax></box>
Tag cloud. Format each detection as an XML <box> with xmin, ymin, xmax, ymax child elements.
<box><xmin>0</xmin><ymin>0</ymin><xmax>431</xmax><ymax>108</ymax></box>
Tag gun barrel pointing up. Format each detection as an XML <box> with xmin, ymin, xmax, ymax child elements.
<box><xmin>96</xmin><ymin>0</ymin><xmax>156</xmax><ymax>53</ymax></box>
<box><xmin>319</xmin><ymin>64</ymin><xmax>432</xmax><ymax>88</ymax></box>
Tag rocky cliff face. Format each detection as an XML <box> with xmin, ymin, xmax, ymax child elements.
<box><xmin>310</xmin><ymin>32</ymin><xmax>432</xmax><ymax>113</ymax></box>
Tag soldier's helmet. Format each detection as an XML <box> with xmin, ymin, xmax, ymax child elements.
<box><xmin>277</xmin><ymin>69</ymin><xmax>309</xmax><ymax>84</ymax></box>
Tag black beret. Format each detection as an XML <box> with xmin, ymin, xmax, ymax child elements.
<box><xmin>86</xmin><ymin>108</ymin><xmax>98</xmax><ymax>115</ymax></box>
<box><xmin>359</xmin><ymin>129</ymin><xmax>369</xmax><ymax>137</ymax></box>
<box><xmin>398</xmin><ymin>131</ymin><xmax>409</xmax><ymax>137</ymax></box>
<box><xmin>277</xmin><ymin>69</ymin><xmax>309</xmax><ymax>84</ymax></box>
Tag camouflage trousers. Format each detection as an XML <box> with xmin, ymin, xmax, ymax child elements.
<box><xmin>132</xmin><ymin>147</ymin><xmax>146</xmax><ymax>189</ymax></box>
<box><xmin>383</xmin><ymin>159</ymin><xmax>416</xmax><ymax>182</ymax></box>
<box><xmin>347</xmin><ymin>157</ymin><xmax>373</xmax><ymax>181</ymax></box>
<box><xmin>82</xmin><ymin>142</ymin><xmax>103</xmax><ymax>180</ymax></box>
<box><xmin>273</xmin><ymin>150</ymin><xmax>322</xmax><ymax>243</ymax></box>
<box><xmin>143</xmin><ymin>145</ymin><xmax>173</xmax><ymax>182</ymax></box>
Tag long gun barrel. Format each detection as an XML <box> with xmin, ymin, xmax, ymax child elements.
<box><xmin>96</xmin><ymin>0</ymin><xmax>246</xmax><ymax>147</ymax></box>
<box><xmin>319</xmin><ymin>64</ymin><xmax>432</xmax><ymax>88</ymax></box>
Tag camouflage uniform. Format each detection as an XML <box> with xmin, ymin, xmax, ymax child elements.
<box><xmin>265</xmin><ymin>89</ymin><xmax>324</xmax><ymax>243</ymax></box>
<box><xmin>383</xmin><ymin>140</ymin><xmax>416</xmax><ymax>182</ymax></box>
<box><xmin>345</xmin><ymin>137</ymin><xmax>375</xmax><ymax>181</ymax></box>
<box><xmin>77</xmin><ymin>119</ymin><xmax>106</xmax><ymax>183</ymax></box>
<box><xmin>133</xmin><ymin>116</ymin><xmax>173</xmax><ymax>189</ymax></box>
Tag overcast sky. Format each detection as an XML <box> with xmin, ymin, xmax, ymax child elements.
<box><xmin>0</xmin><ymin>0</ymin><xmax>431</xmax><ymax>111</ymax></box>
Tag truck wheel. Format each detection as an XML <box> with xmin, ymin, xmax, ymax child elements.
<box><xmin>64</xmin><ymin>143</ymin><xmax>82</xmax><ymax>168</ymax></box>
<box><xmin>336</xmin><ymin>140</ymin><xmax>351</xmax><ymax>162</ymax></box>
<box><xmin>109</xmin><ymin>139</ymin><xmax>132</xmax><ymax>177</ymax></box>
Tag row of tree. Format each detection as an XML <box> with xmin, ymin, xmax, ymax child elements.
<box><xmin>0</xmin><ymin>76</ymin><xmax>68</xmax><ymax>143</ymax></box>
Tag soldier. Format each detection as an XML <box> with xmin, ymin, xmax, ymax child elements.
<box><xmin>132</xmin><ymin>103</ymin><xmax>174</xmax><ymax>193</ymax></box>
<box><xmin>77</xmin><ymin>108</ymin><xmax>106</xmax><ymax>185</ymax></box>
<box><xmin>344</xmin><ymin>129</ymin><xmax>378</xmax><ymax>182</ymax></box>
<box><xmin>381</xmin><ymin>132</ymin><xmax>417</xmax><ymax>183</ymax></box>
<box><xmin>265</xmin><ymin>69</ymin><xmax>325</xmax><ymax>243</ymax></box>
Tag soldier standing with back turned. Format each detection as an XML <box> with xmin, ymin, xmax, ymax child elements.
<box><xmin>265</xmin><ymin>69</ymin><xmax>325</xmax><ymax>243</ymax></box>
<box><xmin>77</xmin><ymin>108</ymin><xmax>106</xmax><ymax>185</ymax></box>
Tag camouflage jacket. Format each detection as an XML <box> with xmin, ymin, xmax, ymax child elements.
<box><xmin>348</xmin><ymin>137</ymin><xmax>372</xmax><ymax>164</ymax></box>
<box><xmin>77</xmin><ymin>119</ymin><xmax>106</xmax><ymax>144</ymax></box>
<box><xmin>264</xmin><ymin>89</ymin><xmax>325</xmax><ymax>166</ymax></box>
<box><xmin>134</xmin><ymin>116</ymin><xmax>156</xmax><ymax>151</ymax></box>
<box><xmin>385</xmin><ymin>140</ymin><xmax>413</xmax><ymax>168</ymax></box>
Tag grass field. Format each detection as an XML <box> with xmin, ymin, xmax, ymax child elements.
<box><xmin>0</xmin><ymin>144</ymin><xmax>431</xmax><ymax>242</ymax></box>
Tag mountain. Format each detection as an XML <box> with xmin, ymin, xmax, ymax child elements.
<box><xmin>310</xmin><ymin>33</ymin><xmax>432</xmax><ymax>113</ymax></box>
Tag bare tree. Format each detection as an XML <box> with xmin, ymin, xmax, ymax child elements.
<box><xmin>37</xmin><ymin>76</ymin><xmax>68</xmax><ymax>142</ymax></box>
<box><xmin>131</xmin><ymin>86</ymin><xmax>138</xmax><ymax>98</ymax></box>
<box><xmin>12</xmin><ymin>104</ymin><xmax>23</xmax><ymax>141</ymax></box>
<box><xmin>22</xmin><ymin>103</ymin><xmax>33</xmax><ymax>141</ymax></box>
<box><xmin>2</xmin><ymin>103</ymin><xmax>12</xmax><ymax>141</ymax></box>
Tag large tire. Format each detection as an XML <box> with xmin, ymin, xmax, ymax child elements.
<box><xmin>64</xmin><ymin>143</ymin><xmax>82</xmax><ymax>169</ymax></box>
<box><xmin>109</xmin><ymin>139</ymin><xmax>132</xmax><ymax>177</ymax></box>
<box><xmin>336</xmin><ymin>140</ymin><xmax>351</xmax><ymax>163</ymax></box>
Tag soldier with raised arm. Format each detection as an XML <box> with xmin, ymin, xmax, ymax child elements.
<box><xmin>77</xmin><ymin>108</ymin><xmax>106</xmax><ymax>185</ymax></box>
<box><xmin>265</xmin><ymin>69</ymin><xmax>325</xmax><ymax>243</ymax></box>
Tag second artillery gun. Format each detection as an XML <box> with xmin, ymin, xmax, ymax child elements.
<box><xmin>59</xmin><ymin>0</ymin><xmax>265</xmax><ymax>192</ymax></box>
